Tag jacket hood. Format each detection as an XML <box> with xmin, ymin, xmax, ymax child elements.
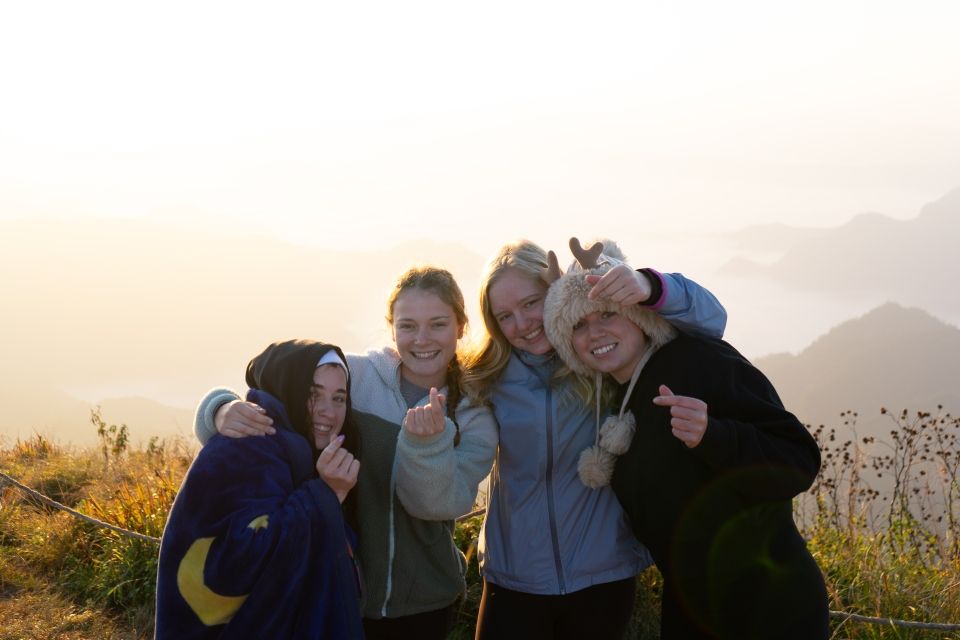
<box><xmin>246</xmin><ymin>339</ymin><xmax>352</xmax><ymax>442</ymax></box>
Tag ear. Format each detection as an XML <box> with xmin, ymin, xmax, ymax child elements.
<box><xmin>457</xmin><ymin>323</ymin><xmax>465</xmax><ymax>339</ymax></box>
<box><xmin>569</xmin><ymin>237</ymin><xmax>603</xmax><ymax>269</ymax></box>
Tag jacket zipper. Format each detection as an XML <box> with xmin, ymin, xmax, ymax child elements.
<box><xmin>380</xmin><ymin>372</ymin><xmax>409</xmax><ymax>618</ymax></box>
<box><xmin>544</xmin><ymin>384</ymin><xmax>567</xmax><ymax>594</ymax></box>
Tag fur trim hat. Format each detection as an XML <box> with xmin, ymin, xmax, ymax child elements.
<box><xmin>543</xmin><ymin>239</ymin><xmax>676</xmax><ymax>376</ymax></box>
<box><xmin>542</xmin><ymin>238</ymin><xmax>677</xmax><ymax>488</ymax></box>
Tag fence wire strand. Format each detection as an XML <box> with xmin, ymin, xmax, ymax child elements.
<box><xmin>0</xmin><ymin>469</ymin><xmax>161</xmax><ymax>544</ymax></box>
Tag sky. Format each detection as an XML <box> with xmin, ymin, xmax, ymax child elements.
<box><xmin>2</xmin><ymin>0</ymin><xmax>959</xmax><ymax>260</ymax></box>
<box><xmin>0</xmin><ymin>0</ymin><xmax>959</xmax><ymax>443</ymax></box>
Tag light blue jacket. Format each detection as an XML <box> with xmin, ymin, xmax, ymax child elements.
<box><xmin>478</xmin><ymin>271</ymin><xmax>726</xmax><ymax>594</ymax></box>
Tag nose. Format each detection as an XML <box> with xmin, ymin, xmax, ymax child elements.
<box><xmin>313</xmin><ymin>398</ymin><xmax>333</xmax><ymax>417</ymax></box>
<box><xmin>516</xmin><ymin>309</ymin><xmax>532</xmax><ymax>331</ymax></box>
<box><xmin>414</xmin><ymin>325</ymin><xmax>431</xmax><ymax>343</ymax></box>
<box><xmin>586</xmin><ymin>318</ymin><xmax>604</xmax><ymax>339</ymax></box>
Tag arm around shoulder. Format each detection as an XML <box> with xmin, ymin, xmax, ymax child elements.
<box><xmin>194</xmin><ymin>387</ymin><xmax>241</xmax><ymax>445</ymax></box>
<box><xmin>651</xmin><ymin>270</ymin><xmax>727</xmax><ymax>339</ymax></box>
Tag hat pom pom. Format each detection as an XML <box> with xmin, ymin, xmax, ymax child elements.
<box><xmin>577</xmin><ymin>445</ymin><xmax>616</xmax><ymax>488</ymax></box>
<box><xmin>599</xmin><ymin>411</ymin><xmax>636</xmax><ymax>456</ymax></box>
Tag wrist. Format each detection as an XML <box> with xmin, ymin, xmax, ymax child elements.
<box><xmin>637</xmin><ymin>268</ymin><xmax>665</xmax><ymax>307</ymax></box>
<box><xmin>214</xmin><ymin>399</ymin><xmax>237</xmax><ymax>432</ymax></box>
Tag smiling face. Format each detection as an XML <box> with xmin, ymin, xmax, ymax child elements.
<box><xmin>308</xmin><ymin>364</ymin><xmax>348</xmax><ymax>449</ymax></box>
<box><xmin>571</xmin><ymin>310</ymin><xmax>648</xmax><ymax>383</ymax></box>
<box><xmin>487</xmin><ymin>267</ymin><xmax>554</xmax><ymax>356</ymax></box>
<box><xmin>391</xmin><ymin>288</ymin><xmax>463</xmax><ymax>389</ymax></box>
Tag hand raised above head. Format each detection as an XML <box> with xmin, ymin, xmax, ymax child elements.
<box><xmin>586</xmin><ymin>264</ymin><xmax>652</xmax><ymax>306</ymax></box>
<box><xmin>402</xmin><ymin>387</ymin><xmax>447</xmax><ymax>438</ymax></box>
<box><xmin>316</xmin><ymin>435</ymin><xmax>360</xmax><ymax>503</ymax></box>
<box><xmin>216</xmin><ymin>400</ymin><xmax>275</xmax><ymax>438</ymax></box>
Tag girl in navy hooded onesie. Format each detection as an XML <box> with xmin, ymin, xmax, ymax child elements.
<box><xmin>155</xmin><ymin>339</ymin><xmax>364</xmax><ymax>639</ymax></box>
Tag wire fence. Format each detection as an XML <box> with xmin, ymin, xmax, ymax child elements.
<box><xmin>3</xmin><ymin>469</ymin><xmax>960</xmax><ymax>632</ymax></box>
<box><xmin>0</xmin><ymin>469</ymin><xmax>162</xmax><ymax>544</ymax></box>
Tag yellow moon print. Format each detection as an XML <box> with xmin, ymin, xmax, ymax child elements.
<box><xmin>177</xmin><ymin>537</ymin><xmax>248</xmax><ymax>626</ymax></box>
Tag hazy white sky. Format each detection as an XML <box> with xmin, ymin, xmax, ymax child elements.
<box><xmin>1</xmin><ymin>0</ymin><xmax>958</xmax><ymax>257</ymax></box>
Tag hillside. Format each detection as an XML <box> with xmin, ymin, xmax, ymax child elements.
<box><xmin>0</xmin><ymin>385</ymin><xmax>194</xmax><ymax>446</ymax></box>
<box><xmin>755</xmin><ymin>302</ymin><xmax>960</xmax><ymax>437</ymax></box>
<box><xmin>719</xmin><ymin>188</ymin><xmax>960</xmax><ymax>321</ymax></box>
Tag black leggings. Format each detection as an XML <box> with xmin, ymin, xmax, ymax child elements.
<box><xmin>362</xmin><ymin>604</ymin><xmax>456</xmax><ymax>640</ymax></box>
<box><xmin>475</xmin><ymin>577</ymin><xmax>636</xmax><ymax>640</ymax></box>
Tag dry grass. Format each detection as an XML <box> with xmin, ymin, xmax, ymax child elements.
<box><xmin>2</xmin><ymin>408</ymin><xmax>960</xmax><ymax>639</ymax></box>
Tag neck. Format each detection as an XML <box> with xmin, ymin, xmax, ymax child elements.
<box><xmin>400</xmin><ymin>365</ymin><xmax>445</xmax><ymax>390</ymax></box>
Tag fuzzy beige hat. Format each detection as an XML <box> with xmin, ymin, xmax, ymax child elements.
<box><xmin>543</xmin><ymin>238</ymin><xmax>677</xmax><ymax>488</ymax></box>
<box><xmin>543</xmin><ymin>238</ymin><xmax>676</xmax><ymax>376</ymax></box>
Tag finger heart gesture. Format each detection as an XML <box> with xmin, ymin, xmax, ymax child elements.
<box><xmin>403</xmin><ymin>387</ymin><xmax>447</xmax><ymax>437</ymax></box>
<box><xmin>653</xmin><ymin>384</ymin><xmax>709</xmax><ymax>448</ymax></box>
<box><xmin>316</xmin><ymin>435</ymin><xmax>360</xmax><ymax>503</ymax></box>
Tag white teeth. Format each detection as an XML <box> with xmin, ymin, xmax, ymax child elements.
<box><xmin>412</xmin><ymin>351</ymin><xmax>440</xmax><ymax>359</ymax></box>
<box><xmin>315</xmin><ymin>425</ymin><xmax>332</xmax><ymax>432</ymax></box>
<box><xmin>592</xmin><ymin>343</ymin><xmax>616</xmax><ymax>356</ymax></box>
<box><xmin>523</xmin><ymin>327</ymin><xmax>543</xmax><ymax>340</ymax></box>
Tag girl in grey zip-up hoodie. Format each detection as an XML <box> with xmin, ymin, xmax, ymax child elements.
<box><xmin>464</xmin><ymin>240</ymin><xmax>726</xmax><ymax>639</ymax></box>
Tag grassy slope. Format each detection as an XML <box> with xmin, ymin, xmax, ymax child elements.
<box><xmin>3</xmin><ymin>407</ymin><xmax>960</xmax><ymax>639</ymax></box>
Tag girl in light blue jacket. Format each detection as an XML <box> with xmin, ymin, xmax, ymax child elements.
<box><xmin>462</xmin><ymin>240</ymin><xmax>726</xmax><ymax>639</ymax></box>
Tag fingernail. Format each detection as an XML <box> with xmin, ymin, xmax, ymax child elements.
<box><xmin>267</xmin><ymin>427</ymin><xmax>276</xmax><ymax>435</ymax></box>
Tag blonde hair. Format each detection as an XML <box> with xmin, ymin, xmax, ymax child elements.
<box><xmin>386</xmin><ymin>266</ymin><xmax>469</xmax><ymax>427</ymax></box>
<box><xmin>459</xmin><ymin>240</ymin><xmax>593</xmax><ymax>406</ymax></box>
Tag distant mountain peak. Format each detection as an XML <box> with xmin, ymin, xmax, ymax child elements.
<box><xmin>754</xmin><ymin>302</ymin><xmax>960</xmax><ymax>434</ymax></box>
<box><xmin>802</xmin><ymin>302</ymin><xmax>958</xmax><ymax>359</ymax></box>
<box><xmin>844</xmin><ymin>211</ymin><xmax>899</xmax><ymax>228</ymax></box>
<box><xmin>918</xmin><ymin>186</ymin><xmax>960</xmax><ymax>222</ymax></box>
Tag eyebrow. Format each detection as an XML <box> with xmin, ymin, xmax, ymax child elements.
<box><xmin>311</xmin><ymin>383</ymin><xmax>348</xmax><ymax>394</ymax></box>
<box><xmin>396</xmin><ymin>314</ymin><xmax>452</xmax><ymax>322</ymax></box>
<box><xmin>493</xmin><ymin>294</ymin><xmax>538</xmax><ymax>315</ymax></box>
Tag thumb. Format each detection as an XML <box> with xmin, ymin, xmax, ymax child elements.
<box><xmin>585</xmin><ymin>274</ymin><xmax>601</xmax><ymax>285</ymax></box>
<box><xmin>322</xmin><ymin>434</ymin><xmax>345</xmax><ymax>456</ymax></box>
<box><xmin>658</xmin><ymin>384</ymin><xmax>674</xmax><ymax>397</ymax></box>
<box><xmin>430</xmin><ymin>387</ymin><xmax>444</xmax><ymax>411</ymax></box>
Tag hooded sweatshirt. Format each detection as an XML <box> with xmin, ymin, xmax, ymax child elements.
<box><xmin>157</xmin><ymin>340</ymin><xmax>363</xmax><ymax>639</ymax></box>
<box><xmin>195</xmin><ymin>345</ymin><xmax>499</xmax><ymax>619</ymax></box>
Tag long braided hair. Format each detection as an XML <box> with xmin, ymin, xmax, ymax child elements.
<box><xmin>386</xmin><ymin>266</ymin><xmax>468</xmax><ymax>445</ymax></box>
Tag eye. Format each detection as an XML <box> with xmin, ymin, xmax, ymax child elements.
<box><xmin>523</xmin><ymin>297</ymin><xmax>540</xmax><ymax>309</ymax></box>
<box><xmin>601</xmin><ymin>311</ymin><xmax>617</xmax><ymax>320</ymax></box>
<box><xmin>495</xmin><ymin>312</ymin><xmax>511</xmax><ymax>324</ymax></box>
<box><xmin>572</xmin><ymin>320</ymin><xmax>585</xmax><ymax>331</ymax></box>
<box><xmin>334</xmin><ymin>395</ymin><xmax>346</xmax><ymax>405</ymax></box>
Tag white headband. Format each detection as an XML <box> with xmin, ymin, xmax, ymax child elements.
<box><xmin>316</xmin><ymin>350</ymin><xmax>349</xmax><ymax>382</ymax></box>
